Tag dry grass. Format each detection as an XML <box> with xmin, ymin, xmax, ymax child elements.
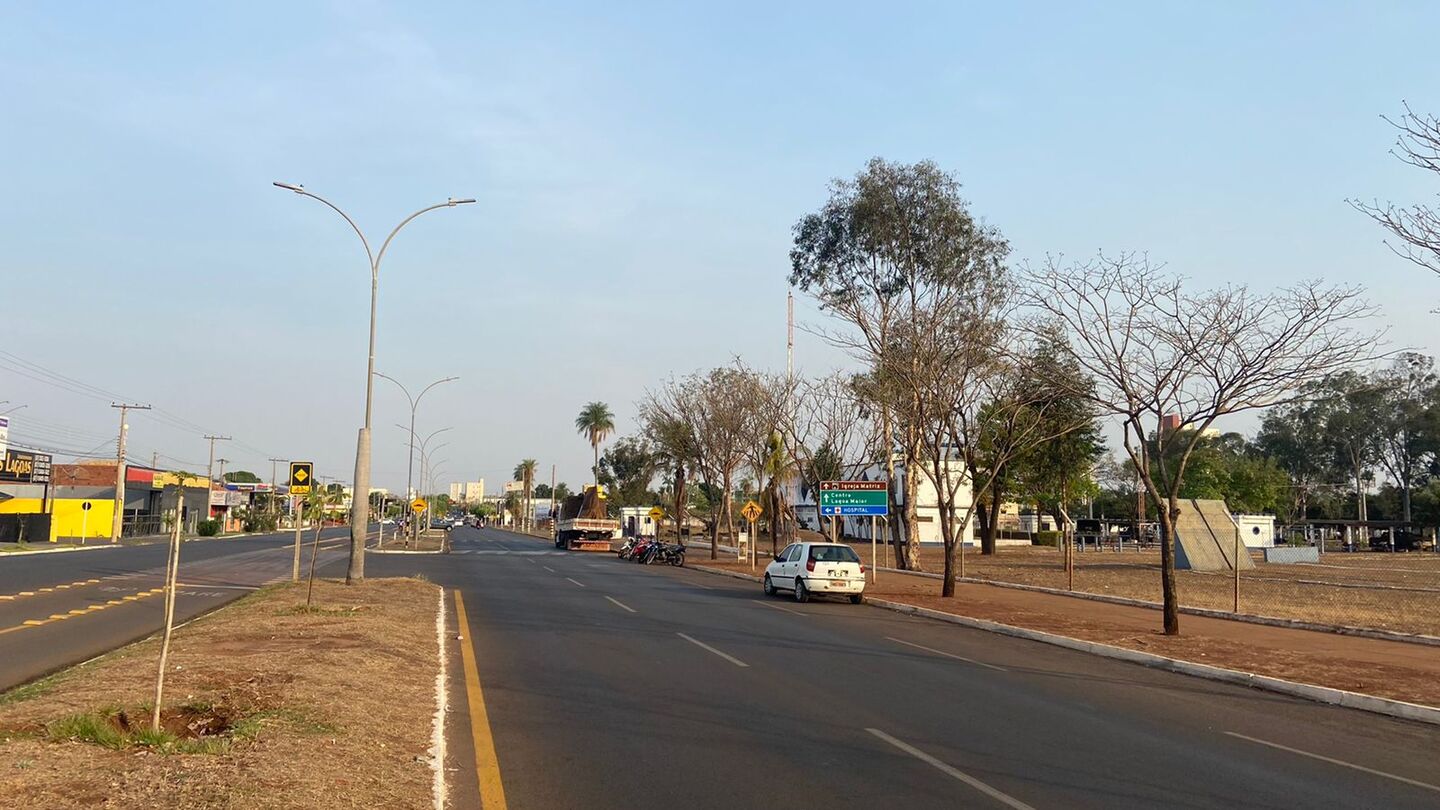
<box><xmin>887</xmin><ymin>545</ymin><xmax>1440</xmax><ymax>637</ymax></box>
<box><xmin>699</xmin><ymin>536</ymin><xmax>1440</xmax><ymax>636</ymax></box>
<box><xmin>0</xmin><ymin>577</ymin><xmax>440</xmax><ymax>810</ymax></box>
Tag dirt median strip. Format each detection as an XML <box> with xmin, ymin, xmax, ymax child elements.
<box><xmin>0</xmin><ymin>577</ymin><xmax>441</xmax><ymax>810</ymax></box>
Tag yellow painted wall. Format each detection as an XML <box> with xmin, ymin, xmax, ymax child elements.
<box><xmin>0</xmin><ymin>498</ymin><xmax>114</xmax><ymax>542</ymax></box>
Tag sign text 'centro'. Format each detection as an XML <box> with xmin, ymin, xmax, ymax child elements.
<box><xmin>818</xmin><ymin>480</ymin><xmax>888</xmax><ymax>516</ymax></box>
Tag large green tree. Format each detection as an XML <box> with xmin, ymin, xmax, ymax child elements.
<box><xmin>598</xmin><ymin>437</ymin><xmax>659</xmax><ymax>509</ymax></box>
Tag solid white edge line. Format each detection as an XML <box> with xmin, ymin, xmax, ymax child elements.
<box><xmin>866</xmin><ymin>728</ymin><xmax>1036</xmax><ymax>810</ymax></box>
<box><xmin>1224</xmin><ymin>732</ymin><xmax>1440</xmax><ymax>793</ymax></box>
<box><xmin>604</xmin><ymin>595</ymin><xmax>637</xmax><ymax>613</ymax></box>
<box><xmin>753</xmin><ymin>599</ymin><xmax>806</xmax><ymax>616</ymax></box>
<box><xmin>885</xmin><ymin>636</ymin><xmax>1008</xmax><ymax>672</ymax></box>
<box><xmin>676</xmin><ymin>632</ymin><xmax>749</xmax><ymax>667</ymax></box>
<box><xmin>431</xmin><ymin>586</ymin><xmax>448</xmax><ymax>810</ymax></box>
<box><xmin>566</xmin><ymin>577</ymin><xmax>586</xmax><ymax>588</ymax></box>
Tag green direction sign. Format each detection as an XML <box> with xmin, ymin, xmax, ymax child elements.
<box><xmin>818</xmin><ymin>480</ymin><xmax>888</xmax><ymax>516</ymax></box>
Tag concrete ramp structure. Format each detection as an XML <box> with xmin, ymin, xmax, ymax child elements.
<box><xmin>1173</xmin><ymin>499</ymin><xmax>1256</xmax><ymax>571</ymax></box>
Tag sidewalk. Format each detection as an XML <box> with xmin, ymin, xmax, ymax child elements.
<box><xmin>688</xmin><ymin>545</ymin><xmax>1440</xmax><ymax>710</ymax></box>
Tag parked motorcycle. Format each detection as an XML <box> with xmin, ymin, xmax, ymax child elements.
<box><xmin>661</xmin><ymin>543</ymin><xmax>686</xmax><ymax>567</ymax></box>
<box><xmin>616</xmin><ymin>537</ymin><xmax>639</xmax><ymax>560</ymax></box>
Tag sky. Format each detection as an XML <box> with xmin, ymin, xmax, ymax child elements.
<box><xmin>2</xmin><ymin>1</ymin><xmax>1439</xmax><ymax>494</ymax></box>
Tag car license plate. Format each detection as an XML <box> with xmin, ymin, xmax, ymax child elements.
<box><xmin>830</xmin><ymin>579</ymin><xmax>846</xmax><ymax>587</ymax></box>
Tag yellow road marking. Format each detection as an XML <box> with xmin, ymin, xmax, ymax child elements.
<box><xmin>454</xmin><ymin>591</ymin><xmax>508</xmax><ymax>810</ymax></box>
<box><xmin>0</xmin><ymin>588</ymin><xmax>163</xmax><ymax>636</ymax></box>
<box><xmin>1</xmin><ymin>579</ymin><xmax>111</xmax><ymax>602</ymax></box>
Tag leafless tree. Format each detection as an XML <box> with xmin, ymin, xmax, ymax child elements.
<box><xmin>779</xmin><ymin>372</ymin><xmax>877</xmax><ymax>541</ymax></box>
<box><xmin>640</xmin><ymin>368</ymin><xmax>750</xmax><ymax>559</ymax></box>
<box><xmin>1353</xmin><ymin>103</ymin><xmax>1440</xmax><ymax>277</ymax></box>
<box><xmin>1028</xmin><ymin>253</ymin><xmax>1379</xmax><ymax>634</ymax></box>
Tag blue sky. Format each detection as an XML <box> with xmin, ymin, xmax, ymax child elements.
<box><xmin>2</xmin><ymin>1</ymin><xmax>1438</xmax><ymax>492</ymax></box>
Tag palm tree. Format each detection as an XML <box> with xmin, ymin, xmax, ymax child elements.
<box><xmin>575</xmin><ymin>402</ymin><xmax>616</xmax><ymax>484</ymax></box>
<box><xmin>513</xmin><ymin>459</ymin><xmax>537</xmax><ymax>529</ymax></box>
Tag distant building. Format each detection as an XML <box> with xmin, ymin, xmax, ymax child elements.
<box><xmin>449</xmin><ymin>479</ymin><xmax>486</xmax><ymax>503</ymax></box>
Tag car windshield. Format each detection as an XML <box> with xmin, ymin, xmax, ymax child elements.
<box><xmin>809</xmin><ymin>545</ymin><xmax>860</xmax><ymax>563</ymax></box>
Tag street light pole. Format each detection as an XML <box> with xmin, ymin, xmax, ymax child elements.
<box><xmin>274</xmin><ymin>182</ymin><xmax>473</xmax><ymax>584</ymax></box>
<box><xmin>376</xmin><ymin>372</ymin><xmax>458</xmax><ymax>502</ymax></box>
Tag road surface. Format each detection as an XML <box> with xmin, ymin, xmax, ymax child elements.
<box><xmin>375</xmin><ymin>525</ymin><xmax>1440</xmax><ymax>810</ymax></box>
<box><xmin>0</xmin><ymin>529</ymin><xmax>354</xmax><ymax>691</ymax></box>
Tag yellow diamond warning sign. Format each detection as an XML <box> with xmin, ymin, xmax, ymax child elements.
<box><xmin>741</xmin><ymin>500</ymin><xmax>762</xmax><ymax>522</ymax></box>
<box><xmin>410</xmin><ymin>498</ymin><xmax>428</xmax><ymax>514</ymax></box>
<box><xmin>289</xmin><ymin>462</ymin><xmax>313</xmax><ymax>495</ymax></box>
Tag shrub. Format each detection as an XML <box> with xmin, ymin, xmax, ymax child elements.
<box><xmin>1031</xmin><ymin>531</ymin><xmax>1061</xmax><ymax>547</ymax></box>
<box><xmin>196</xmin><ymin>519</ymin><xmax>221</xmax><ymax>537</ymax></box>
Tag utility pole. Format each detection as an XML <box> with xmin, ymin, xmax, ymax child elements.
<box><xmin>110</xmin><ymin>403</ymin><xmax>151</xmax><ymax>543</ymax></box>
<box><xmin>204</xmin><ymin>435</ymin><xmax>231</xmax><ymax>488</ymax></box>
<box><xmin>550</xmin><ymin>464</ymin><xmax>557</xmax><ymax>528</ymax></box>
<box><xmin>151</xmin><ymin>451</ymin><xmax>159</xmax><ymax>469</ymax></box>
<box><xmin>216</xmin><ymin>458</ymin><xmax>230</xmax><ymax>484</ymax></box>
<box><xmin>268</xmin><ymin>457</ymin><xmax>287</xmax><ymax>519</ymax></box>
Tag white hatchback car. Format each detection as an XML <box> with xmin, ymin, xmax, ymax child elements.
<box><xmin>764</xmin><ymin>542</ymin><xmax>866</xmax><ymax>603</ymax></box>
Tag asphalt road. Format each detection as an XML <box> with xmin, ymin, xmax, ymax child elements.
<box><xmin>0</xmin><ymin>528</ymin><xmax>355</xmax><ymax>691</ymax></box>
<box><xmin>375</xmin><ymin>526</ymin><xmax>1440</xmax><ymax>810</ymax></box>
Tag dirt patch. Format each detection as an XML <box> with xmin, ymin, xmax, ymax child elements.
<box><xmin>695</xmin><ymin>556</ymin><xmax>1440</xmax><ymax>708</ymax></box>
<box><xmin>0</xmin><ymin>577</ymin><xmax>440</xmax><ymax>809</ymax></box>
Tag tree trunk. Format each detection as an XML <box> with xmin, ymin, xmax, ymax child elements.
<box><xmin>1159</xmin><ymin>498</ymin><xmax>1180</xmax><ymax>636</ymax></box>
<box><xmin>979</xmin><ymin>489</ymin><xmax>1001</xmax><ymax>556</ymax></box>
<box><xmin>674</xmin><ymin>463</ymin><xmax>687</xmax><ymax>543</ymax></box>
<box><xmin>722</xmin><ymin>470</ymin><xmax>735</xmax><ymax>553</ymax></box>
<box><xmin>898</xmin><ymin>459</ymin><xmax>922</xmax><ymax>571</ymax></box>
<box><xmin>1402</xmin><ymin>473</ymin><xmax>1413</xmax><ymax>525</ymax></box>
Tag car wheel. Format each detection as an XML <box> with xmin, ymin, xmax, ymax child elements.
<box><xmin>794</xmin><ymin>578</ymin><xmax>810</xmax><ymax>603</ymax></box>
<box><xmin>763</xmin><ymin>575</ymin><xmax>776</xmax><ymax>596</ymax></box>
<box><xmin>849</xmin><ymin>593</ymin><xmax>864</xmax><ymax>604</ymax></box>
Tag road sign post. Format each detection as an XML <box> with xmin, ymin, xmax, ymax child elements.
<box><xmin>80</xmin><ymin>501</ymin><xmax>91</xmax><ymax>546</ymax></box>
<box><xmin>289</xmin><ymin>462</ymin><xmax>313</xmax><ymax>582</ymax></box>
<box><xmin>818</xmin><ymin>481</ymin><xmax>887</xmax><ymax>551</ymax></box>
<box><xmin>289</xmin><ymin>462</ymin><xmax>313</xmax><ymax>495</ymax></box>
<box><xmin>649</xmin><ymin>506</ymin><xmax>665</xmax><ymax>540</ymax></box>
<box><xmin>741</xmin><ymin>500</ymin><xmax>763</xmax><ymax>570</ymax></box>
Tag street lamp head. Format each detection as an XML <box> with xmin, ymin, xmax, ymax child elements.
<box><xmin>447</xmin><ymin>197</ymin><xmax>476</xmax><ymax>206</ymax></box>
<box><xmin>273</xmin><ymin>181</ymin><xmax>305</xmax><ymax>193</ymax></box>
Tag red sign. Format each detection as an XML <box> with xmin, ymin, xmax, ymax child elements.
<box><xmin>820</xmin><ymin>480</ymin><xmax>887</xmax><ymax>491</ymax></box>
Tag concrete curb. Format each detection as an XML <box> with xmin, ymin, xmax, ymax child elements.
<box><xmin>369</xmin><ymin>548</ymin><xmax>447</xmax><ymax>555</ymax></box>
<box><xmin>866</xmin><ymin>597</ymin><xmax>1440</xmax><ymax>727</ymax></box>
<box><xmin>874</xmin><ymin>566</ymin><xmax>1440</xmax><ymax>648</ymax></box>
<box><xmin>682</xmin><ymin>562</ymin><xmax>1440</xmax><ymax>727</ymax></box>
<box><xmin>0</xmin><ymin>544</ymin><xmax>120</xmax><ymax>557</ymax></box>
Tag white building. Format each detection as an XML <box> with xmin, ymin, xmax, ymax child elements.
<box><xmin>449</xmin><ymin>480</ymin><xmax>486</xmax><ymax>504</ymax></box>
<box><xmin>1235</xmin><ymin>514</ymin><xmax>1276</xmax><ymax>548</ymax></box>
<box><xmin>781</xmin><ymin>456</ymin><xmax>974</xmax><ymax>547</ymax></box>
